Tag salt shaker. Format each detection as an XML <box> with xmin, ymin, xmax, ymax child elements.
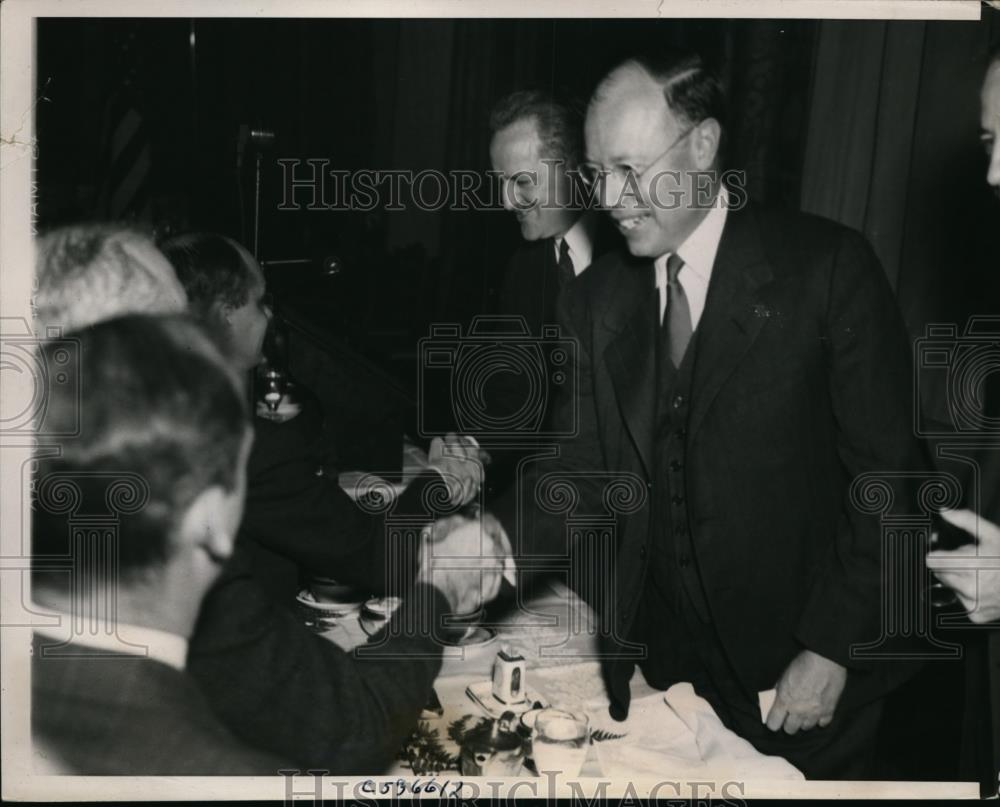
<box><xmin>492</xmin><ymin>644</ymin><xmax>527</xmax><ymax>705</ymax></box>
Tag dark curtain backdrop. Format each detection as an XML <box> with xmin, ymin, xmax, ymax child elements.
<box><xmin>799</xmin><ymin>13</ymin><xmax>1000</xmax><ymax>423</ymax></box>
<box><xmin>35</xmin><ymin>15</ymin><xmax>998</xmax><ymax>385</ymax></box>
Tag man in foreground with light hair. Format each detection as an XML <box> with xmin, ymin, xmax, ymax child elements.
<box><xmin>33</xmin><ymin>224</ymin><xmax>186</xmax><ymax>334</ymax></box>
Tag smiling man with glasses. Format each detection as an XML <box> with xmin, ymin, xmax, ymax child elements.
<box><xmin>492</xmin><ymin>50</ymin><xmax>927</xmax><ymax>779</ymax></box>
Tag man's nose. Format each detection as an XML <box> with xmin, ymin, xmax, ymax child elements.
<box><xmin>601</xmin><ymin>173</ymin><xmax>631</xmax><ymax>210</ymax></box>
<box><xmin>501</xmin><ymin>180</ymin><xmax>519</xmax><ymax>212</ymax></box>
<box><xmin>988</xmin><ymin>143</ymin><xmax>1000</xmax><ymax>189</ymax></box>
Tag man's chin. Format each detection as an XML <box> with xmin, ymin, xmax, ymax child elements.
<box><xmin>623</xmin><ymin>232</ymin><xmax>659</xmax><ymax>258</ymax></box>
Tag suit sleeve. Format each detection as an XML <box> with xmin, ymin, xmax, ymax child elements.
<box><xmin>794</xmin><ymin>229</ymin><xmax>927</xmax><ymax>669</ymax></box>
<box><xmin>187</xmin><ymin>549</ymin><xmax>451</xmax><ymax>773</ymax></box>
<box><xmin>243</xmin><ymin>420</ymin><xmax>446</xmax><ymax>594</ymax></box>
<box><xmin>493</xmin><ymin>283</ymin><xmax>610</xmax><ymax>580</ymax></box>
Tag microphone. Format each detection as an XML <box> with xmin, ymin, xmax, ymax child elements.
<box><xmin>236</xmin><ymin>125</ymin><xmax>276</xmax><ymax>168</ymax></box>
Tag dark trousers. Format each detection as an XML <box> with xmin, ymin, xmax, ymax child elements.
<box><xmin>634</xmin><ymin>578</ymin><xmax>884</xmax><ymax>780</ymax></box>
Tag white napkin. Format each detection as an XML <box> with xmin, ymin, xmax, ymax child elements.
<box><xmin>588</xmin><ymin>690</ymin><xmax>706</xmax><ymax>778</ymax></box>
<box><xmin>662</xmin><ymin>683</ymin><xmax>803</xmax><ymax>780</ymax></box>
<box><xmin>758</xmin><ymin>688</ymin><xmax>777</xmax><ymax>723</ymax></box>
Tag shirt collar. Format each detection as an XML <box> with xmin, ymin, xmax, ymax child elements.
<box><xmin>655</xmin><ymin>185</ymin><xmax>729</xmax><ymax>283</ymax></box>
<box><xmin>554</xmin><ymin>211</ymin><xmax>598</xmax><ymax>275</ymax></box>
<box><xmin>32</xmin><ymin>606</ymin><xmax>188</xmax><ymax>671</ymax></box>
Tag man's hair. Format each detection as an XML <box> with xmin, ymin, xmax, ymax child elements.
<box><xmin>32</xmin><ymin>314</ymin><xmax>248</xmax><ymax>579</ymax></box>
<box><xmin>161</xmin><ymin>233</ymin><xmax>258</xmax><ymax>323</ymax></box>
<box><xmin>34</xmin><ymin>224</ymin><xmax>187</xmax><ymax>336</ymax></box>
<box><xmin>489</xmin><ymin>88</ymin><xmax>584</xmax><ymax>167</ymax></box>
<box><xmin>598</xmin><ymin>51</ymin><xmax>728</xmax><ymax>162</ymax></box>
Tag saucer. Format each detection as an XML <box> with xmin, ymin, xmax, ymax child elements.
<box><xmin>449</xmin><ymin>625</ymin><xmax>498</xmax><ymax>647</ymax></box>
<box><xmin>296</xmin><ymin>588</ymin><xmax>364</xmax><ymax>615</ymax></box>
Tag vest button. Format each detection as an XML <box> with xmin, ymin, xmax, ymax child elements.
<box><xmin>672</xmin><ymin>394</ymin><xmax>684</xmax><ymax>409</ymax></box>
<box><xmin>671</xmin><ymin>494</ymin><xmax>685</xmax><ymax>505</ymax></box>
<box><xmin>678</xmin><ymin>554</ymin><xmax>691</xmax><ymax>568</ymax></box>
<box><xmin>639</xmin><ymin>545</ymin><xmax>647</xmax><ymax>559</ymax></box>
<box><xmin>674</xmin><ymin>427</ymin><xmax>687</xmax><ymax>440</ymax></box>
<box><xmin>669</xmin><ymin>459</ymin><xmax>682</xmax><ymax>472</ymax></box>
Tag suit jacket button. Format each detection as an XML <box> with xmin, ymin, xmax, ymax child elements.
<box><xmin>674</xmin><ymin>428</ymin><xmax>687</xmax><ymax>439</ymax></box>
<box><xmin>671</xmin><ymin>494</ymin><xmax>684</xmax><ymax>505</ymax></box>
<box><xmin>672</xmin><ymin>395</ymin><xmax>684</xmax><ymax>409</ymax></box>
<box><xmin>639</xmin><ymin>545</ymin><xmax>647</xmax><ymax>559</ymax></box>
<box><xmin>669</xmin><ymin>459</ymin><xmax>682</xmax><ymax>472</ymax></box>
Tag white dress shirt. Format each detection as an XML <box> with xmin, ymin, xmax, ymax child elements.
<box><xmin>553</xmin><ymin>211</ymin><xmax>599</xmax><ymax>276</ymax></box>
<box><xmin>654</xmin><ymin>186</ymin><xmax>729</xmax><ymax>328</ymax></box>
<box><xmin>32</xmin><ymin>607</ymin><xmax>188</xmax><ymax>670</ymax></box>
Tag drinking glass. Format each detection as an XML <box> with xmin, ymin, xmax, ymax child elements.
<box><xmin>926</xmin><ymin>511</ymin><xmax>975</xmax><ymax>609</ymax></box>
<box><xmin>532</xmin><ymin>710</ymin><xmax>589</xmax><ymax>778</ymax></box>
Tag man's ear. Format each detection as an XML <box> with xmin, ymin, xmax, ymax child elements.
<box><xmin>215</xmin><ymin>301</ymin><xmax>236</xmax><ymax>326</ymax></box>
<box><xmin>692</xmin><ymin>118</ymin><xmax>722</xmax><ymax>171</ymax></box>
<box><xmin>177</xmin><ymin>486</ymin><xmax>236</xmax><ymax>565</ymax></box>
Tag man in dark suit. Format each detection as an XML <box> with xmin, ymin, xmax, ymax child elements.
<box><xmin>162</xmin><ymin>232</ymin><xmax>485</xmax><ymax>604</ymax></box>
<box><xmin>484</xmin><ymin>91</ymin><xmax>619</xmax><ymax>493</ymax></box>
<box><xmin>926</xmin><ymin>46</ymin><xmax>1000</xmax><ymax>795</ymax></box>
<box><xmin>497</xmin><ymin>52</ymin><xmax>925</xmax><ymax>779</ymax></box>
<box><xmin>31</xmin><ymin>315</ymin><xmax>288</xmax><ymax>775</ymax></box>
<box><xmin>489</xmin><ymin>89</ymin><xmax>619</xmax><ymax>338</ymax></box>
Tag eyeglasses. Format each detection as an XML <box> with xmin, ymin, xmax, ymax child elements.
<box><xmin>580</xmin><ymin>125</ymin><xmax>697</xmax><ymax>189</ymax></box>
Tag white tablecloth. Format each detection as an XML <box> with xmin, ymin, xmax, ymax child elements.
<box><xmin>317</xmin><ymin>578</ymin><xmax>802</xmax><ymax>781</ymax></box>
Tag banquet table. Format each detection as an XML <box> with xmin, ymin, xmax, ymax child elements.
<box><xmin>311</xmin><ymin>574</ymin><xmax>803</xmax><ymax>783</ymax></box>
<box><xmin>319</xmin><ymin>442</ymin><xmax>803</xmax><ymax>783</ymax></box>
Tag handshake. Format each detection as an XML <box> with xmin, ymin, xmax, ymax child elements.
<box><xmin>425</xmin><ymin>432</ymin><xmax>491</xmax><ymax>508</ymax></box>
<box><xmin>414</xmin><ymin>511</ymin><xmax>516</xmax><ymax>617</ymax></box>
<box><xmin>417</xmin><ymin>433</ymin><xmax>514</xmax><ymax>615</ymax></box>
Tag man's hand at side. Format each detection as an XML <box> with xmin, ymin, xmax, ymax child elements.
<box><xmin>766</xmin><ymin>649</ymin><xmax>847</xmax><ymax>734</ymax></box>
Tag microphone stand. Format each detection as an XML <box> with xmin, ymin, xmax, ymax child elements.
<box><xmin>237</xmin><ymin>126</ymin><xmax>275</xmax><ymax>260</ymax></box>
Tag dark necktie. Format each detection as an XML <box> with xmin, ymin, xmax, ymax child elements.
<box><xmin>664</xmin><ymin>253</ymin><xmax>693</xmax><ymax>368</ymax></box>
<box><xmin>556</xmin><ymin>238</ymin><xmax>575</xmax><ymax>288</ymax></box>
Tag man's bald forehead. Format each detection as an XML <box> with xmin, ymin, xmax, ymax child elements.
<box><xmin>592</xmin><ymin>60</ymin><xmax>658</xmax><ymax>105</ymax></box>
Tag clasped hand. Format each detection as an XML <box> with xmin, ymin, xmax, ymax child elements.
<box><xmin>414</xmin><ymin>511</ymin><xmax>515</xmax><ymax>615</ymax></box>
<box><xmin>427</xmin><ymin>433</ymin><xmax>487</xmax><ymax>507</ymax></box>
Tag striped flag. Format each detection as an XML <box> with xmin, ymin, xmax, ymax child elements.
<box><xmin>98</xmin><ymin>89</ymin><xmax>152</xmax><ymax>221</ymax></box>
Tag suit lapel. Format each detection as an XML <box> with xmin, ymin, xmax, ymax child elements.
<box><xmin>602</xmin><ymin>256</ymin><xmax>658</xmax><ymax>479</ymax></box>
<box><xmin>688</xmin><ymin>205</ymin><xmax>774</xmax><ymax>442</ymax></box>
